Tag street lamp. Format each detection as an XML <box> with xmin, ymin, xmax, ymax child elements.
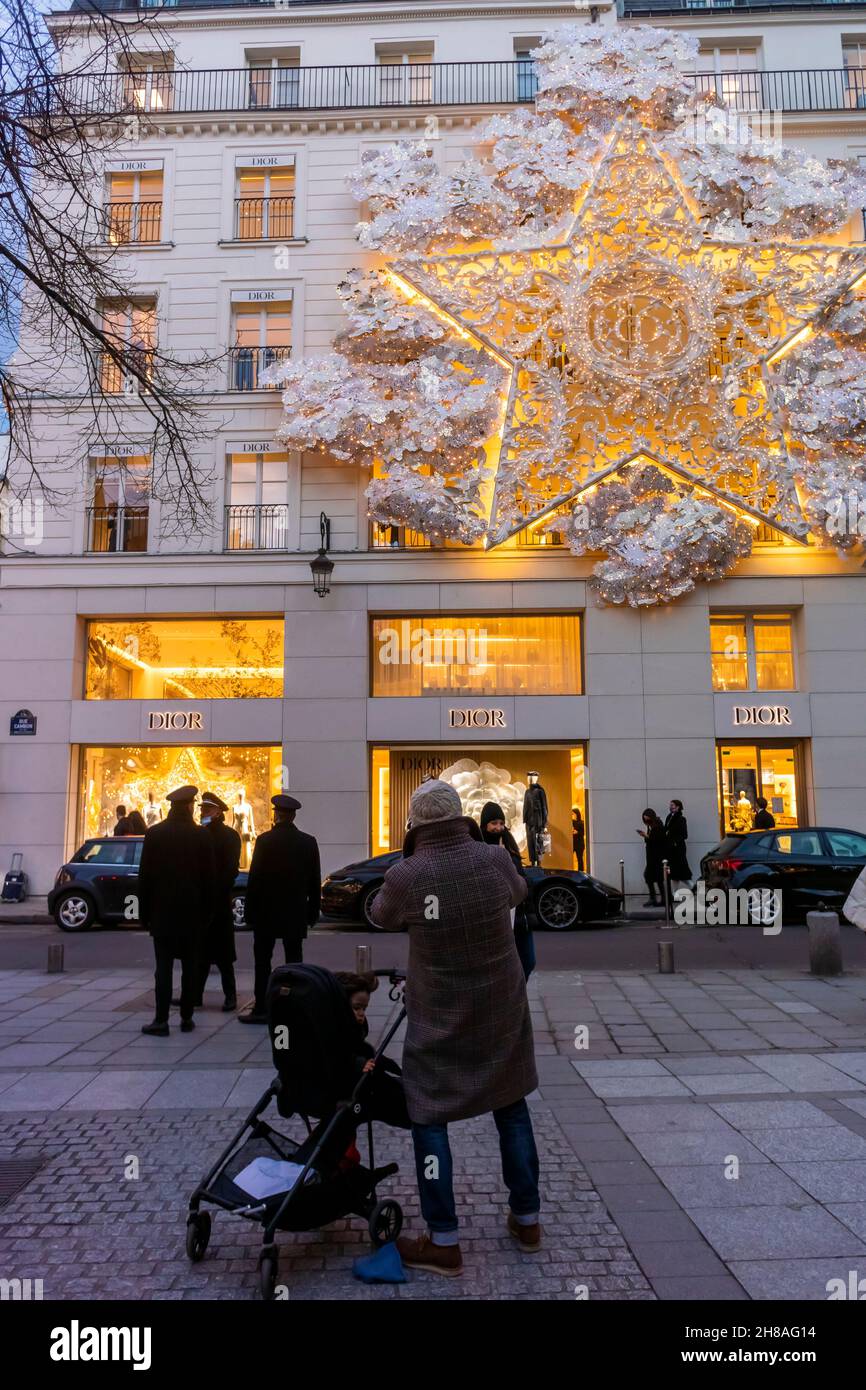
<box><xmin>310</xmin><ymin>511</ymin><xmax>334</xmax><ymax>597</ymax></box>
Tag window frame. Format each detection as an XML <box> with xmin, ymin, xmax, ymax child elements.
<box><xmin>710</xmin><ymin>612</ymin><xmax>796</xmax><ymax>692</ymax></box>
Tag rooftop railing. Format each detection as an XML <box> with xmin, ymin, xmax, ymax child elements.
<box><xmin>51</xmin><ymin>62</ymin><xmax>866</xmax><ymax>117</ymax></box>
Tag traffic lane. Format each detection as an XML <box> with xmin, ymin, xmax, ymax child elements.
<box><xmin>2</xmin><ymin>918</ymin><xmax>866</xmax><ymax>972</ymax></box>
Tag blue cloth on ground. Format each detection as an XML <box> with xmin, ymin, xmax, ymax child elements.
<box><xmin>352</xmin><ymin>1242</ymin><xmax>406</xmax><ymax>1284</ymax></box>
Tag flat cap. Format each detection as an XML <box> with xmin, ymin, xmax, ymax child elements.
<box><xmin>272</xmin><ymin>793</ymin><xmax>301</xmax><ymax>812</ymax></box>
<box><xmin>166</xmin><ymin>785</ymin><xmax>198</xmax><ymax>804</ymax></box>
<box><xmin>201</xmin><ymin>791</ymin><xmax>228</xmax><ymax>812</ymax></box>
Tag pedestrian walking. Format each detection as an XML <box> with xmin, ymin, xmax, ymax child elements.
<box><xmin>238</xmin><ymin>793</ymin><xmax>321</xmax><ymax>1024</ymax></box>
<box><xmin>371</xmin><ymin>779</ymin><xmax>539</xmax><ymax>1277</ymax></box>
<box><xmin>137</xmin><ymin>785</ymin><xmax>216</xmax><ymax>1037</ymax></box>
<box><xmin>637</xmin><ymin>807</ymin><xmax>669</xmax><ymax>909</ymax></box>
<box><xmin>112</xmin><ymin>805</ymin><xmax>129</xmax><ymax>836</ymax></box>
<box><xmin>664</xmin><ymin>799</ymin><xmax>692</xmax><ymax>892</ymax></box>
<box><xmin>572</xmin><ymin>805</ymin><xmax>585</xmax><ymax>872</ymax></box>
<box><xmin>125</xmin><ymin>809</ymin><xmax>147</xmax><ymax>835</ymax></box>
<box><xmin>195</xmin><ymin>791</ymin><xmax>241</xmax><ymax>1012</ymax></box>
<box><xmin>754</xmin><ymin>796</ymin><xmax>776</xmax><ymax>829</ymax></box>
<box><xmin>480</xmin><ymin>800</ymin><xmax>535</xmax><ymax>980</ymax></box>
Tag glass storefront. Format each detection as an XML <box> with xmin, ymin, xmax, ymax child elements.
<box><xmin>716</xmin><ymin>741</ymin><xmax>803</xmax><ymax>834</ymax></box>
<box><xmin>79</xmin><ymin>745</ymin><xmax>283</xmax><ymax>865</ymax></box>
<box><xmin>371</xmin><ymin>744</ymin><xmax>588</xmax><ymax>869</ymax></box>
<box><xmin>370</xmin><ymin>615</ymin><xmax>582</xmax><ymax>697</ymax></box>
<box><xmin>85</xmin><ymin>619</ymin><xmax>284</xmax><ymax>700</ymax></box>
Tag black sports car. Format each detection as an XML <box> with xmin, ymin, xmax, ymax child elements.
<box><xmin>322</xmin><ymin>851</ymin><xmax>623</xmax><ymax>930</ymax></box>
<box><xmin>700</xmin><ymin>825</ymin><xmax>866</xmax><ymax>922</ymax></box>
<box><xmin>49</xmin><ymin>837</ymin><xmax>249</xmax><ymax>933</ymax></box>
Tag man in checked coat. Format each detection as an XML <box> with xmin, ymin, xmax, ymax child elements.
<box><xmin>371</xmin><ymin>778</ymin><xmax>540</xmax><ymax>1277</ymax></box>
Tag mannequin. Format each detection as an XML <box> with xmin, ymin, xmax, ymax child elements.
<box><xmin>144</xmin><ymin>792</ymin><xmax>161</xmax><ymax>828</ymax></box>
<box><xmin>731</xmin><ymin>790</ymin><xmax>754</xmax><ymax>834</ymax></box>
<box><xmin>233</xmin><ymin>787</ymin><xmax>256</xmax><ymax>869</ymax></box>
<box><xmin>522</xmin><ymin>771</ymin><xmax>549</xmax><ymax>867</ymax></box>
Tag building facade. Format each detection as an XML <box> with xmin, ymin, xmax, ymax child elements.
<box><xmin>3</xmin><ymin>0</ymin><xmax>866</xmax><ymax>898</ymax></box>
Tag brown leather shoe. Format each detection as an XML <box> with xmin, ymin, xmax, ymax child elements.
<box><xmin>507</xmin><ymin>1211</ymin><xmax>542</xmax><ymax>1252</ymax></box>
<box><xmin>396</xmin><ymin>1234</ymin><xmax>463</xmax><ymax>1277</ymax></box>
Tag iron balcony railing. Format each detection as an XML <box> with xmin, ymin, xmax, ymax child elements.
<box><xmin>97</xmin><ymin>348</ymin><xmax>155</xmax><ymax>394</ymax></box>
<box><xmin>228</xmin><ymin>345</ymin><xmax>291</xmax><ymax>391</ymax></box>
<box><xmin>224</xmin><ymin>503</ymin><xmax>290</xmax><ymax>551</ymax></box>
<box><xmin>370</xmin><ymin>521</ymin><xmax>433</xmax><ymax>550</ymax></box>
<box><xmin>104</xmin><ymin>200</ymin><xmax>162</xmax><ymax>245</ymax></box>
<box><xmin>235</xmin><ymin>195</ymin><xmax>295</xmax><ymax>240</ymax></box>
<box><xmin>86</xmin><ymin>505</ymin><xmax>149</xmax><ymax>553</ymax></box>
<box><xmin>49</xmin><ymin>61</ymin><xmax>866</xmax><ymax>117</ymax></box>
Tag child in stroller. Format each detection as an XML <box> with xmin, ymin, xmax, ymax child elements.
<box><xmin>334</xmin><ymin>971</ymin><xmax>410</xmax><ymax>1129</ymax></box>
<box><xmin>185</xmin><ymin>962</ymin><xmax>407</xmax><ymax>1299</ymax></box>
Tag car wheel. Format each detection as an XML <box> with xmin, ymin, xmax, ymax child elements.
<box><xmin>360</xmin><ymin>883</ymin><xmax>383</xmax><ymax>929</ymax></box>
<box><xmin>54</xmin><ymin>892</ymin><xmax>96</xmax><ymax>933</ymax></box>
<box><xmin>231</xmin><ymin>893</ymin><xmax>247</xmax><ymax>930</ymax></box>
<box><xmin>535</xmin><ymin>882</ymin><xmax>581</xmax><ymax>931</ymax></box>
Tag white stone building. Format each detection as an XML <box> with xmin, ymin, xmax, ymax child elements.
<box><xmin>3</xmin><ymin>0</ymin><xmax>866</xmax><ymax>902</ymax></box>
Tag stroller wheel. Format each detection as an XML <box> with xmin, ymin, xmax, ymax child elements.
<box><xmin>368</xmin><ymin>1199</ymin><xmax>403</xmax><ymax>1248</ymax></box>
<box><xmin>259</xmin><ymin>1247</ymin><xmax>279</xmax><ymax>1301</ymax></box>
<box><xmin>185</xmin><ymin>1211</ymin><xmax>211</xmax><ymax>1262</ymax></box>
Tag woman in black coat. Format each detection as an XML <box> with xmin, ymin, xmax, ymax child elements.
<box><xmin>637</xmin><ymin>807</ymin><xmax>669</xmax><ymax>908</ymax></box>
<box><xmin>572</xmin><ymin>806</ymin><xmax>585</xmax><ymax>872</ymax></box>
<box><xmin>480</xmin><ymin>800</ymin><xmax>535</xmax><ymax>980</ymax></box>
<box><xmin>664</xmin><ymin>799</ymin><xmax>692</xmax><ymax>885</ymax></box>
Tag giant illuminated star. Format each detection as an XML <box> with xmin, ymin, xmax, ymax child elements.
<box><xmin>391</xmin><ymin>120</ymin><xmax>866</xmax><ymax>546</ymax></box>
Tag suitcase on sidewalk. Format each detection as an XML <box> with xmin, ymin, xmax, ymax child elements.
<box><xmin>1</xmin><ymin>853</ymin><xmax>28</xmax><ymax>903</ymax></box>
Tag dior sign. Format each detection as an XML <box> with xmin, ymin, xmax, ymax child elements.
<box><xmin>148</xmin><ymin>711</ymin><xmax>203</xmax><ymax>731</ymax></box>
<box><xmin>732</xmin><ymin>705</ymin><xmax>792</xmax><ymax>727</ymax></box>
<box><xmin>448</xmin><ymin>708</ymin><xmax>506</xmax><ymax>728</ymax></box>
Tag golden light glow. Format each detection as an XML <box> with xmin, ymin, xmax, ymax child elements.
<box><xmin>766</xmin><ymin>326</ymin><xmax>813</xmax><ymax>368</ymax></box>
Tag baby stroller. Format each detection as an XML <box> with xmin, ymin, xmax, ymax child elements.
<box><xmin>185</xmin><ymin>962</ymin><xmax>407</xmax><ymax>1300</ymax></box>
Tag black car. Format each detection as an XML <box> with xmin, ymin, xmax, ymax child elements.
<box><xmin>49</xmin><ymin>837</ymin><xmax>249</xmax><ymax>932</ymax></box>
<box><xmin>700</xmin><ymin>825</ymin><xmax>866</xmax><ymax>923</ymax></box>
<box><xmin>322</xmin><ymin>851</ymin><xmax>623</xmax><ymax>930</ymax></box>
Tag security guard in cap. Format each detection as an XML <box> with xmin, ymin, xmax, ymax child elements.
<box><xmin>196</xmin><ymin>792</ymin><xmax>242</xmax><ymax>1012</ymax></box>
<box><xmin>239</xmin><ymin>793</ymin><xmax>321</xmax><ymax>1024</ymax></box>
<box><xmin>138</xmin><ymin>786</ymin><xmax>216</xmax><ymax>1036</ymax></box>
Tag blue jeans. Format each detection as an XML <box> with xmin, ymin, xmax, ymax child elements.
<box><xmin>411</xmin><ymin>1098</ymin><xmax>540</xmax><ymax>1242</ymax></box>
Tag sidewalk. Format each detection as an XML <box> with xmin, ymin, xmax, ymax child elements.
<box><xmin>2</xmin><ymin>963</ymin><xmax>866</xmax><ymax>1299</ymax></box>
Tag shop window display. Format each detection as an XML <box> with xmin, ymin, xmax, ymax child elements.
<box><xmin>79</xmin><ymin>745</ymin><xmax>283</xmax><ymax>846</ymax></box>
<box><xmin>371</xmin><ymin>615</ymin><xmax>582</xmax><ymax>697</ymax></box>
<box><xmin>85</xmin><ymin>619</ymin><xmax>284</xmax><ymax>700</ymax></box>
<box><xmin>716</xmin><ymin>743</ymin><xmax>800</xmax><ymax>834</ymax></box>
<box><xmin>371</xmin><ymin>745</ymin><xmax>587</xmax><ymax>869</ymax></box>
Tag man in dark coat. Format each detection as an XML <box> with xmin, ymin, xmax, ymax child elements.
<box><xmin>195</xmin><ymin>791</ymin><xmax>241</xmax><ymax>1012</ymax></box>
<box><xmin>754</xmin><ymin>796</ymin><xmax>776</xmax><ymax>829</ymax></box>
<box><xmin>372</xmin><ymin>779</ymin><xmax>539</xmax><ymax>1278</ymax></box>
<box><xmin>137</xmin><ymin>785</ymin><xmax>216</xmax><ymax>1036</ymax></box>
<box><xmin>239</xmin><ymin>793</ymin><xmax>321</xmax><ymax>1024</ymax></box>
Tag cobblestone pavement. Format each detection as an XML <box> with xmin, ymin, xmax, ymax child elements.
<box><xmin>0</xmin><ymin>1106</ymin><xmax>652</xmax><ymax>1301</ymax></box>
<box><xmin>4</xmin><ymin>964</ymin><xmax>866</xmax><ymax>1300</ymax></box>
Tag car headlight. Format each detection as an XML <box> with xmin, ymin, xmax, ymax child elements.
<box><xmin>55</xmin><ymin>869</ymin><xmax>73</xmax><ymax>887</ymax></box>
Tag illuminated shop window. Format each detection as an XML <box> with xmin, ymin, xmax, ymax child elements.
<box><xmin>710</xmin><ymin>613</ymin><xmax>794</xmax><ymax>692</ymax></box>
<box><xmin>371</xmin><ymin>744</ymin><xmax>588</xmax><ymax>868</ymax></box>
<box><xmin>79</xmin><ymin>744</ymin><xmax>283</xmax><ymax>842</ymax></box>
<box><xmin>85</xmin><ymin>619</ymin><xmax>284</xmax><ymax>700</ymax></box>
<box><xmin>716</xmin><ymin>742</ymin><xmax>800</xmax><ymax>835</ymax></box>
<box><xmin>371</xmin><ymin>614</ymin><xmax>582</xmax><ymax>697</ymax></box>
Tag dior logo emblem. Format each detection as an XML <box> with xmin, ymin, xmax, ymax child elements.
<box><xmin>448</xmin><ymin>708</ymin><xmax>506</xmax><ymax>728</ymax></box>
<box><xmin>148</xmin><ymin>711</ymin><xmax>203</xmax><ymax>731</ymax></box>
<box><xmin>732</xmin><ymin>705</ymin><xmax>792</xmax><ymax>727</ymax></box>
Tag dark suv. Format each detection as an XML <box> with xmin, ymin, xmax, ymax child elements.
<box><xmin>49</xmin><ymin>837</ymin><xmax>249</xmax><ymax>932</ymax></box>
<box><xmin>701</xmin><ymin>826</ymin><xmax>866</xmax><ymax>922</ymax></box>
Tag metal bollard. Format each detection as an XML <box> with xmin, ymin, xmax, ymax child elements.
<box><xmin>619</xmin><ymin>858</ymin><xmax>625</xmax><ymax>904</ymax></box>
<box><xmin>807</xmin><ymin>909</ymin><xmax>843</xmax><ymax>977</ymax></box>
<box><xmin>658</xmin><ymin>941</ymin><xmax>675</xmax><ymax>975</ymax></box>
<box><xmin>47</xmin><ymin>943</ymin><xmax>64</xmax><ymax>974</ymax></box>
<box><xmin>355</xmin><ymin>944</ymin><xmax>373</xmax><ymax>975</ymax></box>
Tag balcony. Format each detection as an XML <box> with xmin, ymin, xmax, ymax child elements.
<box><xmin>624</xmin><ymin>0</ymin><xmax>866</xmax><ymax>12</ymax></box>
<box><xmin>227</xmin><ymin>346</ymin><xmax>291</xmax><ymax>391</ymax></box>
<box><xmin>370</xmin><ymin>521</ymin><xmax>433</xmax><ymax>550</ymax></box>
<box><xmin>224</xmin><ymin>503</ymin><xmax>289</xmax><ymax>551</ymax></box>
<box><xmin>86</xmin><ymin>505</ymin><xmax>148</xmax><ymax>553</ymax></box>
<box><xmin>97</xmin><ymin>349</ymin><xmax>154</xmax><ymax>395</ymax></box>
<box><xmin>235</xmin><ymin>195</ymin><xmax>295</xmax><ymax>241</ymax></box>
<box><xmin>104</xmin><ymin>200</ymin><xmax>162</xmax><ymax>245</ymax></box>
<box><xmin>57</xmin><ymin>61</ymin><xmax>866</xmax><ymax>119</ymax></box>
